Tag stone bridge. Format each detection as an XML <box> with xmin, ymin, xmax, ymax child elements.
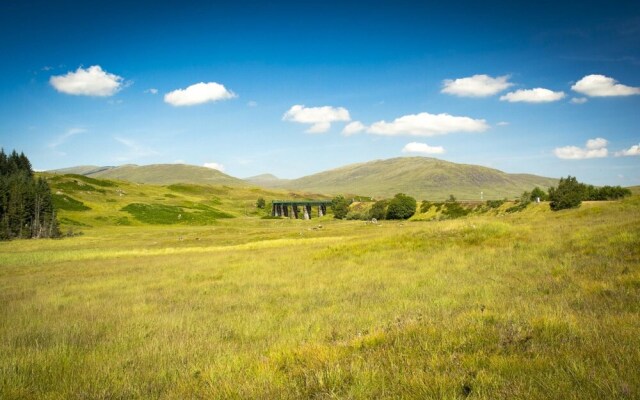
<box><xmin>271</xmin><ymin>200</ymin><xmax>332</xmax><ymax>220</ymax></box>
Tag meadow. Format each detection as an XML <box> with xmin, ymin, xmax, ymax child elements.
<box><xmin>0</xmin><ymin>177</ymin><xmax>639</xmax><ymax>399</ymax></box>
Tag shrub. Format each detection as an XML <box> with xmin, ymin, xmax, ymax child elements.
<box><xmin>530</xmin><ymin>187</ymin><xmax>548</xmax><ymax>202</ymax></box>
<box><xmin>386</xmin><ymin>193</ymin><xmax>417</xmax><ymax>220</ymax></box>
<box><xmin>549</xmin><ymin>176</ymin><xmax>586</xmax><ymax>211</ymax></box>
<box><xmin>256</xmin><ymin>197</ymin><xmax>266</xmax><ymax>209</ymax></box>
<box><xmin>331</xmin><ymin>195</ymin><xmax>350</xmax><ymax>219</ymax></box>
<box><xmin>420</xmin><ymin>200</ymin><xmax>432</xmax><ymax>213</ymax></box>
<box><xmin>369</xmin><ymin>200</ymin><xmax>388</xmax><ymax>220</ymax></box>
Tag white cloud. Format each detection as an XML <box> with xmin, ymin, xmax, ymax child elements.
<box><xmin>50</xmin><ymin>65</ymin><xmax>123</xmax><ymax>97</ymax></box>
<box><xmin>572</xmin><ymin>74</ymin><xmax>640</xmax><ymax>97</ymax></box>
<box><xmin>247</xmin><ymin>100</ymin><xmax>258</xmax><ymax>107</ymax></box>
<box><xmin>496</xmin><ymin>121</ymin><xmax>509</xmax><ymax>126</ymax></box>
<box><xmin>342</xmin><ymin>121</ymin><xmax>366</xmax><ymax>136</ymax></box>
<box><xmin>500</xmin><ymin>88</ymin><xmax>565</xmax><ymax>103</ymax></box>
<box><xmin>570</xmin><ymin>97</ymin><xmax>588</xmax><ymax>104</ymax></box>
<box><xmin>145</xmin><ymin>88</ymin><xmax>158</xmax><ymax>95</ymax></box>
<box><xmin>554</xmin><ymin>137</ymin><xmax>608</xmax><ymax>159</ymax></box>
<box><xmin>164</xmin><ymin>82</ymin><xmax>236</xmax><ymax>106</ymax></box>
<box><xmin>282</xmin><ymin>105</ymin><xmax>351</xmax><ymax>133</ymax></box>
<box><xmin>615</xmin><ymin>144</ymin><xmax>640</xmax><ymax>157</ymax></box>
<box><xmin>401</xmin><ymin>142</ymin><xmax>445</xmax><ymax>155</ymax></box>
<box><xmin>441</xmin><ymin>74</ymin><xmax>513</xmax><ymax>97</ymax></box>
<box><xmin>367</xmin><ymin>112</ymin><xmax>488</xmax><ymax>137</ymax></box>
<box><xmin>203</xmin><ymin>162</ymin><xmax>225</xmax><ymax>172</ymax></box>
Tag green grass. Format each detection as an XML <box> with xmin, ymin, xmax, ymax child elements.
<box><xmin>121</xmin><ymin>203</ymin><xmax>233</xmax><ymax>224</ymax></box>
<box><xmin>51</xmin><ymin>194</ymin><xmax>91</xmax><ymax>211</ymax></box>
<box><xmin>0</xmin><ymin>177</ymin><xmax>638</xmax><ymax>398</ymax></box>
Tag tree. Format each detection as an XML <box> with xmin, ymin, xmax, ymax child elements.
<box><xmin>331</xmin><ymin>195</ymin><xmax>350</xmax><ymax>219</ymax></box>
<box><xmin>386</xmin><ymin>193</ymin><xmax>417</xmax><ymax>220</ymax></box>
<box><xmin>369</xmin><ymin>200</ymin><xmax>388</xmax><ymax>220</ymax></box>
<box><xmin>256</xmin><ymin>197</ymin><xmax>266</xmax><ymax>209</ymax></box>
<box><xmin>530</xmin><ymin>187</ymin><xmax>548</xmax><ymax>202</ymax></box>
<box><xmin>548</xmin><ymin>176</ymin><xmax>586</xmax><ymax>211</ymax></box>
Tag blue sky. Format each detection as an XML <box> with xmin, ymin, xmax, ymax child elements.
<box><xmin>0</xmin><ymin>0</ymin><xmax>639</xmax><ymax>185</ymax></box>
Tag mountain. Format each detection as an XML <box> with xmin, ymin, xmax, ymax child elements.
<box><xmin>244</xmin><ymin>173</ymin><xmax>290</xmax><ymax>186</ymax></box>
<box><xmin>260</xmin><ymin>157</ymin><xmax>558</xmax><ymax>200</ymax></box>
<box><xmin>50</xmin><ymin>164</ymin><xmax>247</xmax><ymax>186</ymax></box>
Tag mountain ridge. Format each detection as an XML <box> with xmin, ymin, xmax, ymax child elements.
<box><xmin>50</xmin><ymin>157</ymin><xmax>558</xmax><ymax>200</ymax></box>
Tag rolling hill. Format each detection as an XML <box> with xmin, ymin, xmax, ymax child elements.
<box><xmin>50</xmin><ymin>157</ymin><xmax>558</xmax><ymax>200</ymax></box>
<box><xmin>50</xmin><ymin>163</ymin><xmax>248</xmax><ymax>186</ymax></box>
<box><xmin>257</xmin><ymin>157</ymin><xmax>559</xmax><ymax>200</ymax></box>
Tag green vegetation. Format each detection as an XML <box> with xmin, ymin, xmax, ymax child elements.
<box><xmin>0</xmin><ymin>192</ymin><xmax>638</xmax><ymax>398</ymax></box>
<box><xmin>258</xmin><ymin>157</ymin><xmax>557</xmax><ymax>200</ymax></box>
<box><xmin>386</xmin><ymin>193</ymin><xmax>417</xmax><ymax>220</ymax></box>
<box><xmin>369</xmin><ymin>199</ymin><xmax>388</xmax><ymax>220</ymax></box>
<box><xmin>1</xmin><ymin>172</ymin><xmax>638</xmax><ymax>398</ymax></box>
<box><xmin>121</xmin><ymin>203</ymin><xmax>233</xmax><ymax>224</ymax></box>
<box><xmin>0</xmin><ymin>150</ymin><xmax>60</xmax><ymax>239</ymax></box>
<box><xmin>256</xmin><ymin>197</ymin><xmax>266</xmax><ymax>209</ymax></box>
<box><xmin>331</xmin><ymin>195</ymin><xmax>350</xmax><ymax>219</ymax></box>
<box><xmin>51</xmin><ymin>193</ymin><xmax>91</xmax><ymax>211</ymax></box>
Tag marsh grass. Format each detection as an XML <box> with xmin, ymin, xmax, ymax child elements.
<box><xmin>0</xmin><ymin>192</ymin><xmax>638</xmax><ymax>398</ymax></box>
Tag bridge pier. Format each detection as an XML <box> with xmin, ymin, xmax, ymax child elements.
<box><xmin>271</xmin><ymin>200</ymin><xmax>331</xmax><ymax>219</ymax></box>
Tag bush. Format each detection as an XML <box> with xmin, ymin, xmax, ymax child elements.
<box><xmin>256</xmin><ymin>197</ymin><xmax>266</xmax><ymax>209</ymax></box>
<box><xmin>485</xmin><ymin>199</ymin><xmax>505</xmax><ymax>209</ymax></box>
<box><xmin>420</xmin><ymin>200</ymin><xmax>432</xmax><ymax>213</ymax></box>
<box><xmin>369</xmin><ymin>200</ymin><xmax>388</xmax><ymax>220</ymax></box>
<box><xmin>331</xmin><ymin>195</ymin><xmax>350</xmax><ymax>219</ymax></box>
<box><xmin>549</xmin><ymin>176</ymin><xmax>586</xmax><ymax>211</ymax></box>
<box><xmin>530</xmin><ymin>187</ymin><xmax>548</xmax><ymax>202</ymax></box>
<box><xmin>386</xmin><ymin>193</ymin><xmax>417</xmax><ymax>220</ymax></box>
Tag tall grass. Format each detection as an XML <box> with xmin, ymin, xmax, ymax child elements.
<box><xmin>0</xmin><ymin>197</ymin><xmax>638</xmax><ymax>398</ymax></box>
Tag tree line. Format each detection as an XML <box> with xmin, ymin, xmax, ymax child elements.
<box><xmin>0</xmin><ymin>149</ymin><xmax>60</xmax><ymax>240</ymax></box>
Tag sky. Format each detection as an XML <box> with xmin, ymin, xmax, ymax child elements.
<box><xmin>0</xmin><ymin>0</ymin><xmax>639</xmax><ymax>185</ymax></box>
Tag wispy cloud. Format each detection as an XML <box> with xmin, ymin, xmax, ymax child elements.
<box><xmin>49</xmin><ymin>128</ymin><xmax>87</xmax><ymax>155</ymax></box>
<box><xmin>164</xmin><ymin>82</ymin><xmax>236</xmax><ymax>106</ymax></box>
<box><xmin>570</xmin><ymin>97</ymin><xmax>588</xmax><ymax>104</ymax></box>
<box><xmin>50</xmin><ymin>65</ymin><xmax>124</xmax><ymax>97</ymax></box>
<box><xmin>441</xmin><ymin>74</ymin><xmax>512</xmax><ymax>97</ymax></box>
<box><xmin>554</xmin><ymin>137</ymin><xmax>608</xmax><ymax>159</ymax></box>
<box><xmin>283</xmin><ymin>105</ymin><xmax>351</xmax><ymax>133</ymax></box>
<box><xmin>114</xmin><ymin>137</ymin><xmax>159</xmax><ymax>161</ymax></box>
<box><xmin>145</xmin><ymin>88</ymin><xmax>158</xmax><ymax>95</ymax></box>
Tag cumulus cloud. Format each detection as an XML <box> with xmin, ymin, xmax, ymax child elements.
<box><xmin>554</xmin><ymin>137</ymin><xmax>608</xmax><ymax>159</ymax></box>
<box><xmin>441</xmin><ymin>74</ymin><xmax>513</xmax><ymax>97</ymax></box>
<box><xmin>367</xmin><ymin>112</ymin><xmax>488</xmax><ymax>137</ymax></box>
<box><xmin>282</xmin><ymin>105</ymin><xmax>351</xmax><ymax>133</ymax></box>
<box><xmin>570</xmin><ymin>97</ymin><xmax>588</xmax><ymax>104</ymax></box>
<box><xmin>401</xmin><ymin>142</ymin><xmax>445</xmax><ymax>155</ymax></box>
<box><xmin>572</xmin><ymin>74</ymin><xmax>640</xmax><ymax>97</ymax></box>
<box><xmin>203</xmin><ymin>162</ymin><xmax>225</xmax><ymax>172</ymax></box>
<box><xmin>615</xmin><ymin>144</ymin><xmax>640</xmax><ymax>157</ymax></box>
<box><xmin>500</xmin><ymin>88</ymin><xmax>565</xmax><ymax>103</ymax></box>
<box><xmin>164</xmin><ymin>82</ymin><xmax>236</xmax><ymax>106</ymax></box>
<box><xmin>342</xmin><ymin>121</ymin><xmax>366</xmax><ymax>136</ymax></box>
<box><xmin>50</xmin><ymin>65</ymin><xmax>123</xmax><ymax>96</ymax></box>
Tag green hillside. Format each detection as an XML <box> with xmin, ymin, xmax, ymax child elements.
<box><xmin>51</xmin><ymin>164</ymin><xmax>248</xmax><ymax>186</ymax></box>
<box><xmin>265</xmin><ymin>157</ymin><xmax>558</xmax><ymax>200</ymax></box>
<box><xmin>45</xmin><ymin>173</ymin><xmax>328</xmax><ymax>232</ymax></box>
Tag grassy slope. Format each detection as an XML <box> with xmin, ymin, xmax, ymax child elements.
<box><xmin>44</xmin><ymin>174</ymin><xmax>328</xmax><ymax>232</ymax></box>
<box><xmin>268</xmin><ymin>157</ymin><xmax>558</xmax><ymax>200</ymax></box>
<box><xmin>54</xmin><ymin>164</ymin><xmax>249</xmax><ymax>186</ymax></box>
<box><xmin>0</xmin><ymin>174</ymin><xmax>638</xmax><ymax>398</ymax></box>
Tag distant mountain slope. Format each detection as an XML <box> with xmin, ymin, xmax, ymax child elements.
<box><xmin>267</xmin><ymin>157</ymin><xmax>558</xmax><ymax>200</ymax></box>
<box><xmin>51</xmin><ymin>164</ymin><xmax>248</xmax><ymax>186</ymax></box>
<box><xmin>244</xmin><ymin>173</ymin><xmax>290</xmax><ymax>186</ymax></box>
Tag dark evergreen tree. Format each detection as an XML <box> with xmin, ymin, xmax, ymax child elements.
<box><xmin>0</xmin><ymin>149</ymin><xmax>60</xmax><ymax>240</ymax></box>
<box><xmin>549</xmin><ymin>176</ymin><xmax>586</xmax><ymax>211</ymax></box>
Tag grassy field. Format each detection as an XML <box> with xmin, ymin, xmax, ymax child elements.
<box><xmin>0</xmin><ymin>177</ymin><xmax>639</xmax><ymax>398</ymax></box>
